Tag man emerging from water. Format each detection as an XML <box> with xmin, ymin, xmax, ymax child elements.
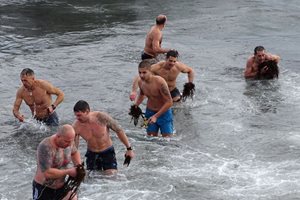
<box><xmin>142</xmin><ymin>14</ymin><xmax>171</xmax><ymax>60</ymax></box>
<box><xmin>244</xmin><ymin>46</ymin><xmax>280</xmax><ymax>79</ymax></box>
<box><xmin>134</xmin><ymin>60</ymin><xmax>173</xmax><ymax>137</ymax></box>
<box><xmin>13</xmin><ymin>68</ymin><xmax>64</xmax><ymax>126</ymax></box>
<box><xmin>131</xmin><ymin>50</ymin><xmax>195</xmax><ymax>102</ymax></box>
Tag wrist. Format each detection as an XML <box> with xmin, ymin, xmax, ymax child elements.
<box><xmin>126</xmin><ymin>146</ymin><xmax>133</xmax><ymax>151</ymax></box>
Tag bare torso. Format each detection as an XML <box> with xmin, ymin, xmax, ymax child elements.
<box><xmin>34</xmin><ymin>137</ymin><xmax>72</xmax><ymax>189</ymax></box>
<box><xmin>151</xmin><ymin>62</ymin><xmax>181</xmax><ymax>91</ymax></box>
<box><xmin>139</xmin><ymin>75</ymin><xmax>168</xmax><ymax>111</ymax></box>
<box><xmin>20</xmin><ymin>80</ymin><xmax>52</xmax><ymax>118</ymax></box>
<box><xmin>144</xmin><ymin>25</ymin><xmax>162</xmax><ymax>57</ymax></box>
<box><xmin>245</xmin><ymin>53</ymin><xmax>278</xmax><ymax>79</ymax></box>
<box><xmin>74</xmin><ymin>112</ymin><xmax>113</xmax><ymax>152</ymax></box>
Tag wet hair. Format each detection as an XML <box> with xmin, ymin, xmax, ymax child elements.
<box><xmin>166</xmin><ymin>50</ymin><xmax>179</xmax><ymax>58</ymax></box>
<box><xmin>138</xmin><ymin>59</ymin><xmax>152</xmax><ymax>69</ymax></box>
<box><xmin>254</xmin><ymin>46</ymin><xmax>265</xmax><ymax>55</ymax></box>
<box><xmin>73</xmin><ymin>100</ymin><xmax>90</xmax><ymax>112</ymax></box>
<box><xmin>20</xmin><ymin>68</ymin><xmax>34</xmax><ymax>76</ymax></box>
<box><xmin>156</xmin><ymin>15</ymin><xmax>167</xmax><ymax>25</ymax></box>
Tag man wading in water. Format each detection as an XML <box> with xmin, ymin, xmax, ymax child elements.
<box><xmin>13</xmin><ymin>68</ymin><xmax>64</xmax><ymax>126</ymax></box>
<box><xmin>141</xmin><ymin>14</ymin><xmax>170</xmax><ymax>60</ymax></box>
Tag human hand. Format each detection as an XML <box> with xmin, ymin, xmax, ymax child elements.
<box><xmin>129</xmin><ymin>91</ymin><xmax>137</xmax><ymax>101</ymax></box>
<box><xmin>47</xmin><ymin>104</ymin><xmax>56</xmax><ymax>114</ymax></box>
<box><xmin>67</xmin><ymin>167</ymin><xmax>77</xmax><ymax>178</ymax></box>
<box><xmin>17</xmin><ymin>114</ymin><xmax>25</xmax><ymax>122</ymax></box>
<box><xmin>124</xmin><ymin>149</ymin><xmax>134</xmax><ymax>167</ymax></box>
<box><xmin>148</xmin><ymin>116</ymin><xmax>157</xmax><ymax>124</ymax></box>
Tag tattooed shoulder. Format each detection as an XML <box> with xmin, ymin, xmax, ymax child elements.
<box><xmin>161</xmin><ymin>82</ymin><xmax>170</xmax><ymax>96</ymax></box>
<box><xmin>97</xmin><ymin>112</ymin><xmax>122</xmax><ymax>133</ymax></box>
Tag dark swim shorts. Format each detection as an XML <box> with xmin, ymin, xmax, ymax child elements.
<box><xmin>170</xmin><ymin>87</ymin><xmax>182</xmax><ymax>101</ymax></box>
<box><xmin>141</xmin><ymin>51</ymin><xmax>154</xmax><ymax>60</ymax></box>
<box><xmin>32</xmin><ymin>180</ymin><xmax>66</xmax><ymax>200</ymax></box>
<box><xmin>85</xmin><ymin>146</ymin><xmax>117</xmax><ymax>171</ymax></box>
<box><xmin>35</xmin><ymin>111</ymin><xmax>59</xmax><ymax>126</ymax></box>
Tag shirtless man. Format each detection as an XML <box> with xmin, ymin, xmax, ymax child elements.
<box><xmin>134</xmin><ymin>59</ymin><xmax>173</xmax><ymax>137</ymax></box>
<box><xmin>13</xmin><ymin>68</ymin><xmax>64</xmax><ymax>126</ymax></box>
<box><xmin>142</xmin><ymin>14</ymin><xmax>170</xmax><ymax>60</ymax></box>
<box><xmin>131</xmin><ymin>50</ymin><xmax>195</xmax><ymax>102</ymax></box>
<box><xmin>33</xmin><ymin>124</ymin><xmax>81</xmax><ymax>200</ymax></box>
<box><xmin>73</xmin><ymin>100</ymin><xmax>134</xmax><ymax>174</ymax></box>
<box><xmin>244</xmin><ymin>46</ymin><xmax>280</xmax><ymax>79</ymax></box>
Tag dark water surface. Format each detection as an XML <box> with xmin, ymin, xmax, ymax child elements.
<box><xmin>1</xmin><ymin>0</ymin><xmax>300</xmax><ymax>199</ymax></box>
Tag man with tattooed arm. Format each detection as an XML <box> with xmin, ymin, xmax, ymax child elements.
<box><xmin>73</xmin><ymin>100</ymin><xmax>134</xmax><ymax>174</ymax></box>
<box><xmin>134</xmin><ymin>59</ymin><xmax>173</xmax><ymax>137</ymax></box>
<box><xmin>32</xmin><ymin>124</ymin><xmax>81</xmax><ymax>200</ymax></box>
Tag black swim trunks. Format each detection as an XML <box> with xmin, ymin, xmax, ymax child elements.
<box><xmin>32</xmin><ymin>180</ymin><xmax>66</xmax><ymax>200</ymax></box>
<box><xmin>141</xmin><ymin>51</ymin><xmax>155</xmax><ymax>60</ymax></box>
<box><xmin>35</xmin><ymin>111</ymin><xmax>59</xmax><ymax>126</ymax></box>
<box><xmin>170</xmin><ymin>88</ymin><xmax>182</xmax><ymax>101</ymax></box>
<box><xmin>85</xmin><ymin>146</ymin><xmax>117</xmax><ymax>171</ymax></box>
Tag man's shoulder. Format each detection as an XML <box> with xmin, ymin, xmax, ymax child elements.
<box><xmin>38</xmin><ymin>137</ymin><xmax>51</xmax><ymax>149</ymax></box>
<box><xmin>149</xmin><ymin>26</ymin><xmax>161</xmax><ymax>36</ymax></box>
<box><xmin>93</xmin><ymin>111</ymin><xmax>111</xmax><ymax>120</ymax></box>
<box><xmin>247</xmin><ymin>55</ymin><xmax>255</xmax><ymax>61</ymax></box>
<box><xmin>246</xmin><ymin>56</ymin><xmax>255</xmax><ymax>66</ymax></box>
<box><xmin>36</xmin><ymin>79</ymin><xmax>52</xmax><ymax>87</ymax></box>
<box><xmin>154</xmin><ymin>75</ymin><xmax>166</xmax><ymax>83</ymax></box>
<box><xmin>16</xmin><ymin>86</ymin><xmax>25</xmax><ymax>95</ymax></box>
<box><xmin>151</xmin><ymin>62</ymin><xmax>164</xmax><ymax>70</ymax></box>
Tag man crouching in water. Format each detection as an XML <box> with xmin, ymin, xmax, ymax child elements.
<box><xmin>73</xmin><ymin>100</ymin><xmax>134</xmax><ymax>174</ymax></box>
<box><xmin>244</xmin><ymin>46</ymin><xmax>280</xmax><ymax>79</ymax></box>
<box><xmin>33</xmin><ymin>124</ymin><xmax>81</xmax><ymax>200</ymax></box>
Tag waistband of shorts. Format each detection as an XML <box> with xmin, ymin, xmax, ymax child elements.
<box><xmin>146</xmin><ymin>108</ymin><xmax>171</xmax><ymax>113</ymax></box>
<box><xmin>142</xmin><ymin>51</ymin><xmax>155</xmax><ymax>57</ymax></box>
<box><xmin>34</xmin><ymin>111</ymin><xmax>56</xmax><ymax>121</ymax></box>
<box><xmin>87</xmin><ymin>145</ymin><xmax>114</xmax><ymax>154</ymax></box>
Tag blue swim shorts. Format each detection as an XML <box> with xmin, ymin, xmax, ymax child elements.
<box><xmin>144</xmin><ymin>108</ymin><xmax>173</xmax><ymax>134</ymax></box>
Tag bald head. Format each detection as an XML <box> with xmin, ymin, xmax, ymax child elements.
<box><xmin>156</xmin><ymin>14</ymin><xmax>167</xmax><ymax>25</ymax></box>
<box><xmin>57</xmin><ymin>124</ymin><xmax>75</xmax><ymax>139</ymax></box>
<box><xmin>55</xmin><ymin>124</ymin><xmax>75</xmax><ymax>148</ymax></box>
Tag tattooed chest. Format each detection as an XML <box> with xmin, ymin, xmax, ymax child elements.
<box><xmin>52</xmin><ymin>148</ymin><xmax>71</xmax><ymax>168</ymax></box>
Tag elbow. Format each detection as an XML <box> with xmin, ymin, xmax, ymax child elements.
<box><xmin>152</xmin><ymin>46</ymin><xmax>161</xmax><ymax>54</ymax></box>
<box><xmin>60</xmin><ymin>92</ymin><xmax>65</xmax><ymax>101</ymax></box>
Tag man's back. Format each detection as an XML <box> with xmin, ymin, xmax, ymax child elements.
<box><xmin>142</xmin><ymin>15</ymin><xmax>169</xmax><ymax>59</ymax></box>
<box><xmin>144</xmin><ymin>25</ymin><xmax>162</xmax><ymax>57</ymax></box>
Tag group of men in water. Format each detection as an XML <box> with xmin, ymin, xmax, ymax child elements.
<box><xmin>12</xmin><ymin>14</ymin><xmax>280</xmax><ymax>200</ymax></box>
